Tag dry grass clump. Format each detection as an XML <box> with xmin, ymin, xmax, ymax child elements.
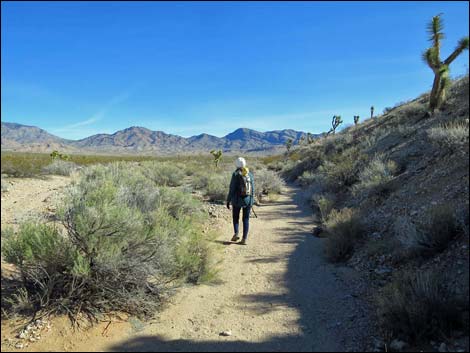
<box><xmin>427</xmin><ymin>119</ymin><xmax>469</xmax><ymax>152</ymax></box>
<box><xmin>393</xmin><ymin>205</ymin><xmax>462</xmax><ymax>257</ymax></box>
<box><xmin>377</xmin><ymin>269</ymin><xmax>467</xmax><ymax>342</ymax></box>
<box><xmin>324</xmin><ymin>208</ymin><xmax>365</xmax><ymax>262</ymax></box>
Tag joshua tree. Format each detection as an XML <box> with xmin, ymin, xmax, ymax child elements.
<box><xmin>307</xmin><ymin>132</ymin><xmax>315</xmax><ymax>144</ymax></box>
<box><xmin>327</xmin><ymin>115</ymin><xmax>343</xmax><ymax>135</ymax></box>
<box><xmin>210</xmin><ymin>150</ymin><xmax>222</xmax><ymax>168</ymax></box>
<box><xmin>423</xmin><ymin>14</ymin><xmax>469</xmax><ymax>112</ymax></box>
<box><xmin>50</xmin><ymin>150</ymin><xmax>70</xmax><ymax>161</ymax></box>
<box><xmin>354</xmin><ymin>115</ymin><xmax>360</xmax><ymax>125</ymax></box>
<box><xmin>50</xmin><ymin>150</ymin><xmax>60</xmax><ymax>160</ymax></box>
<box><xmin>370</xmin><ymin>106</ymin><xmax>375</xmax><ymax>119</ymax></box>
<box><xmin>285</xmin><ymin>138</ymin><xmax>293</xmax><ymax>153</ymax></box>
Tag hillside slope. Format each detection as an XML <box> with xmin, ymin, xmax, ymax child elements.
<box><xmin>276</xmin><ymin>75</ymin><xmax>469</xmax><ymax>350</ymax></box>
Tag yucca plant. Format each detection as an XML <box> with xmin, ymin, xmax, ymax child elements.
<box><xmin>370</xmin><ymin>106</ymin><xmax>375</xmax><ymax>119</ymax></box>
<box><xmin>423</xmin><ymin>14</ymin><xmax>469</xmax><ymax>112</ymax></box>
<box><xmin>354</xmin><ymin>115</ymin><xmax>360</xmax><ymax>125</ymax></box>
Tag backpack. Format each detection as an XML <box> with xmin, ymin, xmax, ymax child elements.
<box><xmin>236</xmin><ymin>170</ymin><xmax>252</xmax><ymax>197</ymax></box>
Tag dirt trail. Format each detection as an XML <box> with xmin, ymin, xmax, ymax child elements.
<box><xmin>2</xmin><ymin>183</ymin><xmax>372</xmax><ymax>352</ymax></box>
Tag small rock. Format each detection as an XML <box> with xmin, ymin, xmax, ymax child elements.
<box><xmin>18</xmin><ymin>331</ymin><xmax>28</xmax><ymax>339</ymax></box>
<box><xmin>219</xmin><ymin>330</ymin><xmax>232</xmax><ymax>337</ymax></box>
<box><xmin>15</xmin><ymin>343</ymin><xmax>24</xmax><ymax>349</ymax></box>
<box><xmin>438</xmin><ymin>343</ymin><xmax>447</xmax><ymax>352</ymax></box>
<box><xmin>390</xmin><ymin>339</ymin><xmax>408</xmax><ymax>351</ymax></box>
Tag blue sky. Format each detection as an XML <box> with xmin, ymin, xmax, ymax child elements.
<box><xmin>1</xmin><ymin>1</ymin><xmax>469</xmax><ymax>140</ymax></box>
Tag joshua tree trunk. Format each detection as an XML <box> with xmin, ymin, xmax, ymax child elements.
<box><xmin>429</xmin><ymin>71</ymin><xmax>441</xmax><ymax>112</ymax></box>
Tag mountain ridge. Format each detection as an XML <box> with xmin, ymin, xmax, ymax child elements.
<box><xmin>1</xmin><ymin>122</ymin><xmax>320</xmax><ymax>155</ymax></box>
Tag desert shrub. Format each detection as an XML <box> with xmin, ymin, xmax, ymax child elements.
<box><xmin>316</xmin><ymin>148</ymin><xmax>368</xmax><ymax>193</ymax></box>
<box><xmin>42</xmin><ymin>159</ymin><xmax>78</xmax><ymax>176</ymax></box>
<box><xmin>311</xmin><ymin>193</ymin><xmax>336</xmax><ymax>222</ymax></box>
<box><xmin>158</xmin><ymin>187</ymin><xmax>204</xmax><ymax>219</ymax></box>
<box><xmin>298</xmin><ymin>170</ymin><xmax>317</xmax><ymax>186</ymax></box>
<box><xmin>377</xmin><ymin>269</ymin><xmax>467</xmax><ymax>342</ymax></box>
<box><xmin>205</xmin><ymin>174</ymin><xmax>231</xmax><ymax>203</ymax></box>
<box><xmin>416</xmin><ymin>205</ymin><xmax>461</xmax><ymax>253</ymax></box>
<box><xmin>2</xmin><ymin>162</ymin><xmax>213</xmax><ymax>324</ymax></box>
<box><xmin>254</xmin><ymin>168</ymin><xmax>285</xmax><ymax>201</ymax></box>
<box><xmin>191</xmin><ymin>172</ymin><xmax>209</xmax><ymax>190</ymax></box>
<box><xmin>324</xmin><ymin>208</ymin><xmax>365</xmax><ymax>262</ymax></box>
<box><xmin>322</xmin><ymin>133</ymin><xmax>353</xmax><ymax>156</ymax></box>
<box><xmin>427</xmin><ymin>119</ymin><xmax>469</xmax><ymax>152</ymax></box>
<box><xmin>396</xmin><ymin>101</ymin><xmax>428</xmax><ymax>121</ymax></box>
<box><xmin>394</xmin><ymin>205</ymin><xmax>461</xmax><ymax>256</ymax></box>
<box><xmin>142</xmin><ymin>161</ymin><xmax>186</xmax><ymax>187</ymax></box>
<box><xmin>353</xmin><ymin>154</ymin><xmax>398</xmax><ymax>198</ymax></box>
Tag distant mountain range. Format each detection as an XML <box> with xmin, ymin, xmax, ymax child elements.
<box><xmin>1</xmin><ymin>122</ymin><xmax>320</xmax><ymax>155</ymax></box>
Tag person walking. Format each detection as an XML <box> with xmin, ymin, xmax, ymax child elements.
<box><xmin>226</xmin><ymin>157</ymin><xmax>255</xmax><ymax>245</ymax></box>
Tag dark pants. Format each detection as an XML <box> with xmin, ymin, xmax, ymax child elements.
<box><xmin>233</xmin><ymin>205</ymin><xmax>251</xmax><ymax>240</ymax></box>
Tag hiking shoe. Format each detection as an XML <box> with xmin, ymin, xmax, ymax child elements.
<box><xmin>231</xmin><ymin>234</ymin><xmax>240</xmax><ymax>242</ymax></box>
<box><xmin>239</xmin><ymin>239</ymin><xmax>247</xmax><ymax>245</ymax></box>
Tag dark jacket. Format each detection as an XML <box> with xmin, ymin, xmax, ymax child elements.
<box><xmin>227</xmin><ymin>169</ymin><xmax>255</xmax><ymax>208</ymax></box>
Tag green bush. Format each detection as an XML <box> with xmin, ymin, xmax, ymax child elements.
<box><xmin>316</xmin><ymin>148</ymin><xmax>367</xmax><ymax>193</ymax></box>
<box><xmin>313</xmin><ymin>193</ymin><xmax>337</xmax><ymax>222</ymax></box>
<box><xmin>352</xmin><ymin>154</ymin><xmax>397</xmax><ymax>198</ymax></box>
<box><xmin>254</xmin><ymin>168</ymin><xmax>285</xmax><ymax>201</ymax></box>
<box><xmin>2</xmin><ymin>162</ymin><xmax>213</xmax><ymax>323</ymax></box>
<box><xmin>324</xmin><ymin>208</ymin><xmax>365</xmax><ymax>262</ymax></box>
<box><xmin>142</xmin><ymin>161</ymin><xmax>186</xmax><ymax>187</ymax></box>
<box><xmin>205</xmin><ymin>174</ymin><xmax>230</xmax><ymax>203</ymax></box>
<box><xmin>377</xmin><ymin>269</ymin><xmax>467</xmax><ymax>342</ymax></box>
<box><xmin>42</xmin><ymin>159</ymin><xmax>78</xmax><ymax>176</ymax></box>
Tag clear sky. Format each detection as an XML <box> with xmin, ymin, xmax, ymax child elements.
<box><xmin>1</xmin><ymin>1</ymin><xmax>469</xmax><ymax>140</ymax></box>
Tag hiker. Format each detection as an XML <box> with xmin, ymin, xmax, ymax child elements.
<box><xmin>226</xmin><ymin>157</ymin><xmax>255</xmax><ymax>245</ymax></box>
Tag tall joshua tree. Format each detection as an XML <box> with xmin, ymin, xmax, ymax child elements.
<box><xmin>423</xmin><ymin>14</ymin><xmax>469</xmax><ymax>112</ymax></box>
<box><xmin>354</xmin><ymin>115</ymin><xmax>360</xmax><ymax>125</ymax></box>
<box><xmin>370</xmin><ymin>106</ymin><xmax>375</xmax><ymax>119</ymax></box>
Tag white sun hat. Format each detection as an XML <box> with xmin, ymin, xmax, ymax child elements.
<box><xmin>235</xmin><ymin>157</ymin><xmax>246</xmax><ymax>168</ymax></box>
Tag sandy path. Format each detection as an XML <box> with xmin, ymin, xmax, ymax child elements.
<box><xmin>2</xmin><ymin>184</ymin><xmax>372</xmax><ymax>352</ymax></box>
